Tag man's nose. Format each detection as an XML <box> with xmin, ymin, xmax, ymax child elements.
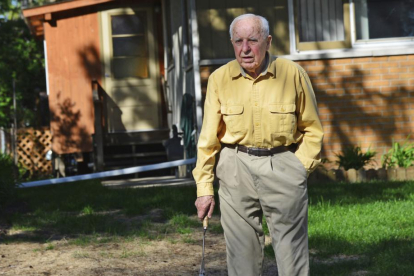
<box><xmin>242</xmin><ymin>40</ymin><xmax>250</xmax><ymax>52</ymax></box>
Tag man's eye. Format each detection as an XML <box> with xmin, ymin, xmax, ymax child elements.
<box><xmin>235</xmin><ymin>41</ymin><xmax>242</xmax><ymax>46</ymax></box>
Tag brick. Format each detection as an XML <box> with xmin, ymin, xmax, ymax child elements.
<box><xmin>314</xmin><ymin>60</ymin><xmax>336</xmax><ymax>66</ymax></box>
<box><xmin>399</xmin><ymin>73</ymin><xmax>414</xmax><ymax>79</ymax></box>
<box><xmin>389</xmin><ymin>67</ymin><xmax>408</xmax><ymax>73</ymax></box>
<box><xmin>381</xmin><ymin>62</ymin><xmax>399</xmax><ymax>68</ymax></box>
<box><xmin>372</xmin><ymin>56</ymin><xmax>388</xmax><ymax>62</ymax></box>
<box><xmin>328</xmin><ymin>65</ymin><xmax>346</xmax><ymax>71</ymax></box>
<box><xmin>382</xmin><ymin>110</ymin><xmax>402</xmax><ymax>117</ymax></box>
<box><xmin>371</xmin><ymin>68</ymin><xmax>389</xmax><ymax>74</ymax></box>
<box><xmin>342</xmin><ymin>82</ymin><xmax>363</xmax><ymax>88</ymax></box>
<box><xmin>363</xmin><ymin>75</ymin><xmax>382</xmax><ymax>81</ymax></box>
<box><xmin>335</xmin><ymin>58</ymin><xmax>354</xmax><ymax>65</ymax></box>
<box><xmin>364</xmin><ymin>81</ymin><xmax>390</xmax><ymax>87</ymax></box>
<box><xmin>382</xmin><ymin>74</ymin><xmax>400</xmax><ymax>80</ymax></box>
<box><xmin>315</xmin><ymin>83</ymin><xmax>336</xmax><ymax>90</ymax></box>
<box><xmin>362</xmin><ymin>63</ymin><xmax>382</xmax><ymax>69</ymax></box>
<box><xmin>297</xmin><ymin>60</ymin><xmax>316</xmax><ymax>67</ymax></box>
<box><xmin>388</xmin><ymin>55</ymin><xmax>408</xmax><ymax>61</ymax></box>
<box><xmin>344</xmin><ymin>88</ymin><xmax>363</xmax><ymax>94</ymax></box>
<box><xmin>306</xmin><ymin>65</ymin><xmax>326</xmax><ymax>73</ymax></box>
<box><xmin>354</xmin><ymin>57</ymin><xmax>372</xmax><ymax>63</ymax></box>
<box><xmin>327</xmin><ymin>77</ymin><xmax>342</xmax><ymax>83</ymax></box>
<box><xmin>408</xmin><ymin>55</ymin><xmax>414</xmax><ymax>60</ymax></box>
<box><xmin>363</xmin><ymin>98</ymin><xmax>385</xmax><ymax>106</ymax></box>
<box><xmin>344</xmin><ymin>64</ymin><xmax>363</xmax><ymax>70</ymax></box>
<box><xmin>400</xmin><ymin>61</ymin><xmax>414</xmax><ymax>67</ymax></box>
<box><xmin>390</xmin><ymin>80</ymin><xmax>409</xmax><ymax>86</ymax></box>
<box><xmin>310</xmin><ymin>78</ymin><xmax>328</xmax><ymax>84</ymax></box>
<box><xmin>325</xmin><ymin>89</ymin><xmax>345</xmax><ymax>95</ymax></box>
<box><xmin>335</xmin><ymin>70</ymin><xmax>360</xmax><ymax>77</ymax></box>
<box><xmin>381</xmin><ymin>86</ymin><xmax>402</xmax><ymax>93</ymax></box>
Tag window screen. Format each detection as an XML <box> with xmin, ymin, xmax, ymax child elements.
<box><xmin>297</xmin><ymin>0</ymin><xmax>345</xmax><ymax>42</ymax></box>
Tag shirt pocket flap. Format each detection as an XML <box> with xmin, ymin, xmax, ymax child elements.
<box><xmin>221</xmin><ymin>105</ymin><xmax>244</xmax><ymax>115</ymax></box>
<box><xmin>269</xmin><ymin>104</ymin><xmax>296</xmax><ymax>113</ymax></box>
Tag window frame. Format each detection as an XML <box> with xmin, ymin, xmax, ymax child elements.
<box><xmin>294</xmin><ymin>0</ymin><xmax>352</xmax><ymax>52</ymax></box>
<box><xmin>288</xmin><ymin>0</ymin><xmax>414</xmax><ymax>58</ymax></box>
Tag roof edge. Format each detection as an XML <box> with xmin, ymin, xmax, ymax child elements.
<box><xmin>22</xmin><ymin>0</ymin><xmax>115</xmax><ymax>18</ymax></box>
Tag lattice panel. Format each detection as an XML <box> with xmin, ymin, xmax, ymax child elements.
<box><xmin>17</xmin><ymin>128</ymin><xmax>52</xmax><ymax>176</ymax></box>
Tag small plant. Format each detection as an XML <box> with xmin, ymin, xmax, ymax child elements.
<box><xmin>335</xmin><ymin>146</ymin><xmax>377</xmax><ymax>170</ymax></box>
<box><xmin>382</xmin><ymin>139</ymin><xmax>414</xmax><ymax>168</ymax></box>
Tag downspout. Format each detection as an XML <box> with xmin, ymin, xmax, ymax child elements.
<box><xmin>44</xmin><ymin>40</ymin><xmax>50</xmax><ymax>95</ymax></box>
<box><xmin>189</xmin><ymin>0</ymin><xmax>203</xmax><ymax>139</ymax></box>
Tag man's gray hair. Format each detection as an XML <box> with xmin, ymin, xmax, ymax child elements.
<box><xmin>229</xmin><ymin>14</ymin><xmax>270</xmax><ymax>39</ymax></box>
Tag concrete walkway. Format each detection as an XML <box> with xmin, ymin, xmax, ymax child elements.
<box><xmin>102</xmin><ymin>175</ymin><xmax>195</xmax><ymax>189</ymax></box>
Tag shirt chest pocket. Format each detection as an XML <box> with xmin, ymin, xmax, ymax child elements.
<box><xmin>268</xmin><ymin>104</ymin><xmax>297</xmax><ymax>134</ymax></box>
<box><xmin>221</xmin><ymin>105</ymin><xmax>246</xmax><ymax>135</ymax></box>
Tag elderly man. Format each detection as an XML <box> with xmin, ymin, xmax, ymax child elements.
<box><xmin>193</xmin><ymin>14</ymin><xmax>323</xmax><ymax>276</ymax></box>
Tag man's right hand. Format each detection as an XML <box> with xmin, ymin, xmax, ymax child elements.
<box><xmin>195</xmin><ymin>195</ymin><xmax>215</xmax><ymax>221</ymax></box>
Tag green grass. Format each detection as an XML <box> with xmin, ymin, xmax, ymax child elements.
<box><xmin>2</xmin><ymin>179</ymin><xmax>414</xmax><ymax>275</ymax></box>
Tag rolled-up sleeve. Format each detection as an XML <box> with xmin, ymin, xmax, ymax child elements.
<box><xmin>294</xmin><ymin>68</ymin><xmax>324</xmax><ymax>175</ymax></box>
<box><xmin>192</xmin><ymin>74</ymin><xmax>223</xmax><ymax>197</ymax></box>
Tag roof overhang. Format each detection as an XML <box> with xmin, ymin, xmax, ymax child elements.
<box><xmin>22</xmin><ymin>0</ymin><xmax>116</xmax><ymax>38</ymax></box>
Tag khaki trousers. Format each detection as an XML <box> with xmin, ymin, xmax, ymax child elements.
<box><xmin>216</xmin><ymin>146</ymin><xmax>309</xmax><ymax>276</ymax></box>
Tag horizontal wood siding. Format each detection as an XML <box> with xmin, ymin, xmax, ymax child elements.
<box><xmin>196</xmin><ymin>0</ymin><xmax>290</xmax><ymax>60</ymax></box>
<box><xmin>45</xmin><ymin>9</ymin><xmax>101</xmax><ymax>154</ymax></box>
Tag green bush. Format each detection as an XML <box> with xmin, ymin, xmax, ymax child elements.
<box><xmin>335</xmin><ymin>146</ymin><xmax>377</xmax><ymax>170</ymax></box>
<box><xmin>0</xmin><ymin>153</ymin><xmax>19</xmax><ymax>210</ymax></box>
<box><xmin>381</xmin><ymin>139</ymin><xmax>414</xmax><ymax>168</ymax></box>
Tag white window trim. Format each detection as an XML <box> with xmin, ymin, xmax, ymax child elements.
<box><xmin>285</xmin><ymin>0</ymin><xmax>414</xmax><ymax>61</ymax></box>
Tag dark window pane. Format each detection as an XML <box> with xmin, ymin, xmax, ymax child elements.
<box><xmin>112</xmin><ymin>57</ymin><xmax>149</xmax><ymax>79</ymax></box>
<box><xmin>112</xmin><ymin>36</ymin><xmax>147</xmax><ymax>57</ymax></box>
<box><xmin>111</xmin><ymin>13</ymin><xmax>146</xmax><ymax>35</ymax></box>
<box><xmin>355</xmin><ymin>0</ymin><xmax>414</xmax><ymax>40</ymax></box>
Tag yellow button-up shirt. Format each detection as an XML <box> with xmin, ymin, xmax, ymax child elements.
<box><xmin>193</xmin><ymin>55</ymin><xmax>324</xmax><ymax>197</ymax></box>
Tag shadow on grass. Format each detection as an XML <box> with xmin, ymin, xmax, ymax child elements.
<box><xmin>264</xmin><ymin>236</ymin><xmax>414</xmax><ymax>276</ymax></box>
<box><xmin>1</xmin><ymin>180</ymin><xmax>212</xmax><ymax>243</ymax></box>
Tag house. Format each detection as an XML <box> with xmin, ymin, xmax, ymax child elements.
<box><xmin>22</xmin><ymin>0</ymin><xmax>414</xmax><ymax>175</ymax></box>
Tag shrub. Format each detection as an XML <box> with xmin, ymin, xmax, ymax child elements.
<box><xmin>0</xmin><ymin>153</ymin><xmax>19</xmax><ymax>210</ymax></box>
<box><xmin>335</xmin><ymin>146</ymin><xmax>377</xmax><ymax>170</ymax></box>
<box><xmin>381</xmin><ymin>139</ymin><xmax>414</xmax><ymax>168</ymax></box>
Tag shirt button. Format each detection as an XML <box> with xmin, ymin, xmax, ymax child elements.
<box><xmin>255</xmin><ymin>103</ymin><xmax>258</xmax><ymax>106</ymax></box>
<box><xmin>255</xmin><ymin>122</ymin><xmax>259</xmax><ymax>126</ymax></box>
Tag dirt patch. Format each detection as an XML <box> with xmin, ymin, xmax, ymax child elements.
<box><xmin>0</xmin><ymin>216</ymin><xmax>278</xmax><ymax>276</ymax></box>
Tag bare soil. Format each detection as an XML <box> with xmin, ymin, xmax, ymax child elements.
<box><xmin>0</xmin><ymin>216</ymin><xmax>278</xmax><ymax>276</ymax></box>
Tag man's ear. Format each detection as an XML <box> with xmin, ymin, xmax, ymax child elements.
<box><xmin>266</xmin><ymin>35</ymin><xmax>272</xmax><ymax>50</ymax></box>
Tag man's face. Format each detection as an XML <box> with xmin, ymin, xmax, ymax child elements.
<box><xmin>231</xmin><ymin>18</ymin><xmax>272</xmax><ymax>77</ymax></box>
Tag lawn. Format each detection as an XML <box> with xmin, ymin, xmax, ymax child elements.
<box><xmin>1</xmin><ymin>180</ymin><xmax>413</xmax><ymax>275</ymax></box>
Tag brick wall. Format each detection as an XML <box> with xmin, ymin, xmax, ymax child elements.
<box><xmin>200</xmin><ymin>54</ymin><xmax>414</xmax><ymax>169</ymax></box>
<box><xmin>297</xmin><ymin>54</ymin><xmax>414</xmax><ymax>169</ymax></box>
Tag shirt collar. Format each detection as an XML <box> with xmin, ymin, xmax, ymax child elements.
<box><xmin>229</xmin><ymin>52</ymin><xmax>276</xmax><ymax>79</ymax></box>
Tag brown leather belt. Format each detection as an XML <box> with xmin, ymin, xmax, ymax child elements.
<box><xmin>222</xmin><ymin>143</ymin><xmax>296</xmax><ymax>157</ymax></box>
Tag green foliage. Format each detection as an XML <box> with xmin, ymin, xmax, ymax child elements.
<box><xmin>0</xmin><ymin>153</ymin><xmax>18</xmax><ymax>210</ymax></box>
<box><xmin>0</xmin><ymin>0</ymin><xmax>45</xmax><ymax>128</ymax></box>
<box><xmin>381</xmin><ymin>139</ymin><xmax>414</xmax><ymax>168</ymax></box>
<box><xmin>335</xmin><ymin>146</ymin><xmax>377</xmax><ymax>170</ymax></box>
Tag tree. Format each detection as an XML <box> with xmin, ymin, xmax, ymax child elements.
<box><xmin>0</xmin><ymin>0</ymin><xmax>46</xmax><ymax>128</ymax></box>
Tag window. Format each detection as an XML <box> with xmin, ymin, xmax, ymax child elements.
<box><xmin>295</xmin><ymin>0</ymin><xmax>351</xmax><ymax>51</ymax></box>
<box><xmin>354</xmin><ymin>0</ymin><xmax>414</xmax><ymax>41</ymax></box>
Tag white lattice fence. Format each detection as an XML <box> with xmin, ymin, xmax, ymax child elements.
<box><xmin>17</xmin><ymin>128</ymin><xmax>52</xmax><ymax>175</ymax></box>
